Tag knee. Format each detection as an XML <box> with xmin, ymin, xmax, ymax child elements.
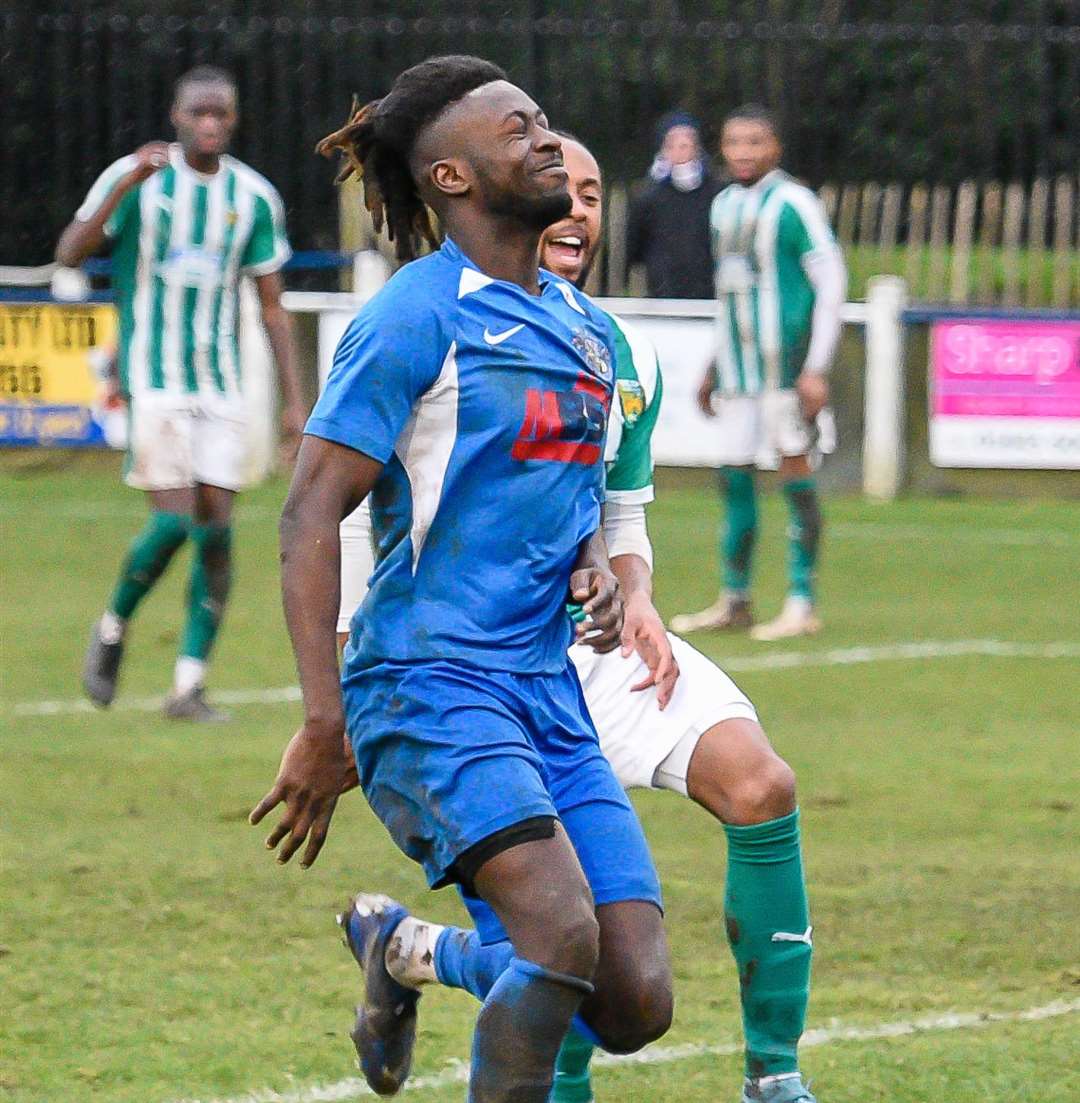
<box><xmin>724</xmin><ymin>755</ymin><xmax>797</xmax><ymax>824</ymax></box>
<box><xmin>592</xmin><ymin>965</ymin><xmax>673</xmax><ymax>1054</ymax></box>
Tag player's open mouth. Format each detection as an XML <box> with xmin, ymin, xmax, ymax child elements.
<box><xmin>547</xmin><ymin>234</ymin><xmax>587</xmax><ymax>264</ymax></box>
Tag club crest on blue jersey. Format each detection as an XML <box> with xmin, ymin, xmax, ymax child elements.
<box><xmin>572</xmin><ymin>332</ymin><xmax>612</xmax><ymax>380</ymax></box>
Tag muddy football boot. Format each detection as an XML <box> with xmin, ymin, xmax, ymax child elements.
<box><xmin>82</xmin><ymin>617</ymin><xmax>125</xmax><ymax>707</ymax></box>
<box><xmin>337</xmin><ymin>893</ymin><xmax>421</xmax><ymax>1095</ymax></box>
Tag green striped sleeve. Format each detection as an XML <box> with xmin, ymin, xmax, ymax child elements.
<box><xmin>606</xmin><ymin>316</ymin><xmax>662</xmax><ymax>502</ymax></box>
<box><xmin>606</xmin><ymin>367</ymin><xmax>662</xmax><ymax>500</ymax></box>
<box><xmin>240</xmin><ymin>188</ymin><xmax>291</xmax><ymax>276</ymax></box>
<box><xmin>777</xmin><ymin>186</ymin><xmax>836</xmax><ymax>257</ymax></box>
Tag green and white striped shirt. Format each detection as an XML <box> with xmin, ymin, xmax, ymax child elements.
<box><xmin>603</xmin><ymin>311</ymin><xmax>663</xmax><ymax>504</ymax></box>
<box><xmin>76</xmin><ymin>144</ymin><xmax>291</xmax><ymax>399</ymax></box>
<box><xmin>710</xmin><ymin>168</ymin><xmax>837</xmax><ymax>394</ymax></box>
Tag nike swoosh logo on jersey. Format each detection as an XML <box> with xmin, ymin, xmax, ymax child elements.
<box><xmin>483</xmin><ymin>324</ymin><xmax>525</xmax><ymax>346</ymax></box>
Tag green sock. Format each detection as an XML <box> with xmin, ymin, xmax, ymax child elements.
<box><xmin>723</xmin><ymin>809</ymin><xmax>811</xmax><ymax>1079</ymax></box>
<box><xmin>551</xmin><ymin>1024</ymin><xmax>595</xmax><ymax>1103</ymax></box>
<box><xmin>180</xmin><ymin>523</ymin><xmax>232</xmax><ymax>662</ymax></box>
<box><xmin>720</xmin><ymin>466</ymin><xmax>757</xmax><ymax>595</ymax></box>
<box><xmin>108</xmin><ymin>511</ymin><xmax>191</xmax><ymax>620</ymax></box>
<box><xmin>782</xmin><ymin>478</ymin><xmax>821</xmax><ymax>602</ymax></box>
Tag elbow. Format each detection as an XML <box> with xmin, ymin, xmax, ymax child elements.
<box><xmin>55</xmin><ymin>239</ymin><xmax>78</xmax><ymax>269</ymax></box>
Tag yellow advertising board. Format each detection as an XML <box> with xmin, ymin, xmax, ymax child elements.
<box><xmin>0</xmin><ymin>302</ymin><xmax>118</xmax><ymax>446</ymax></box>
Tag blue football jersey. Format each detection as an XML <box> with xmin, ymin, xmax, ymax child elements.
<box><xmin>307</xmin><ymin>236</ymin><xmax>616</xmax><ymax>674</ymax></box>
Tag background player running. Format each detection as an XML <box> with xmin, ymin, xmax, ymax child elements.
<box><xmin>671</xmin><ymin>105</ymin><xmax>846</xmax><ymax>642</ymax></box>
<box><xmin>59</xmin><ymin>65</ymin><xmax>305</xmax><ymax>720</ymax></box>
<box><xmin>337</xmin><ymin>133</ymin><xmax>818</xmax><ymax>1103</ymax></box>
<box><xmin>249</xmin><ymin>57</ymin><xmax>672</xmax><ymax>1103</ymax></box>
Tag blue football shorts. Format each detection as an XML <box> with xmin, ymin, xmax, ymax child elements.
<box><xmin>343</xmin><ymin>658</ymin><xmax>662</xmax><ymax>940</ymax></box>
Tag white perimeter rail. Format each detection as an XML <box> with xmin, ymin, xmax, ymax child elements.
<box><xmin>283</xmin><ymin>270</ymin><xmax>908</xmax><ymax>501</ymax></box>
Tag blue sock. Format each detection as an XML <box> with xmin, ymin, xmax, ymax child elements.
<box><xmin>434</xmin><ymin>927</ymin><xmax>605</xmax><ymax>1046</ymax></box>
<box><xmin>470</xmin><ymin>957</ymin><xmax>593</xmax><ymax>1103</ymax></box>
<box><xmin>435</xmin><ymin>927</ymin><xmax>515</xmax><ymax>1001</ymax></box>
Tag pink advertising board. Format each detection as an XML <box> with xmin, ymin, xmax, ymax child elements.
<box><xmin>929</xmin><ymin>318</ymin><xmax>1080</xmax><ymax>468</ymax></box>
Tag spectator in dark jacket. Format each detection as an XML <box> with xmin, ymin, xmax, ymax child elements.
<box><xmin>626</xmin><ymin>112</ymin><xmax>722</xmax><ymax>299</ymax></box>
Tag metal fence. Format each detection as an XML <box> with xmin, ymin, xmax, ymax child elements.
<box><xmin>3</xmin><ymin>5</ymin><xmax>1079</xmax><ymax>266</ymax></box>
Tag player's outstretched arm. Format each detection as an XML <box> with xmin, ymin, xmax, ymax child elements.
<box><xmin>254</xmin><ymin>272</ymin><xmax>307</xmax><ymax>462</ymax></box>
<box><xmin>250</xmin><ymin>435</ymin><xmax>380</xmax><ymax>868</ymax></box>
<box><xmin>603</xmin><ymin>499</ymin><xmax>679</xmax><ymax>708</ymax></box>
<box><xmin>611</xmin><ymin>551</ymin><xmax>679</xmax><ymax>710</ymax></box>
<box><xmin>55</xmin><ymin>141</ymin><xmax>169</xmax><ymax>267</ymax></box>
<box><xmin>569</xmin><ymin>528</ymin><xmax>623</xmax><ymax>654</ymax></box>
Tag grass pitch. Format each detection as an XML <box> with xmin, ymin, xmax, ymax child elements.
<box><xmin>2</xmin><ymin>459</ymin><xmax>1079</xmax><ymax>1103</ymax></box>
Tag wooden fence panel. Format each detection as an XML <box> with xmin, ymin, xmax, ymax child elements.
<box><xmin>1001</xmin><ymin>182</ymin><xmax>1026</xmax><ymax>306</ymax></box>
<box><xmin>905</xmin><ymin>184</ymin><xmax>929</xmax><ymax>293</ymax></box>
<box><xmin>836</xmin><ymin>184</ymin><xmax>859</xmax><ymax>246</ymax></box>
<box><xmin>949</xmin><ymin>181</ymin><xmax>977</xmax><ymax>303</ymax></box>
<box><xmin>1025</xmin><ymin>177</ymin><xmax>1049</xmax><ymax>308</ymax></box>
<box><xmin>878</xmin><ymin>183</ymin><xmax>903</xmax><ymax>255</ymax></box>
<box><xmin>926</xmin><ymin>185</ymin><xmax>951</xmax><ymax>301</ymax></box>
<box><xmin>858</xmin><ymin>182</ymin><xmax>881</xmax><ymax>248</ymax></box>
<box><xmin>976</xmin><ymin>182</ymin><xmax>1003</xmax><ymax>303</ymax></box>
<box><xmin>605</xmin><ymin>183</ymin><xmax>629</xmax><ymax>297</ymax></box>
<box><xmin>1051</xmin><ymin>175</ymin><xmax>1074</xmax><ymax>309</ymax></box>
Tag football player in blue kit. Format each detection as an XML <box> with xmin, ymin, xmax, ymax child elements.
<box><xmin>249</xmin><ymin>57</ymin><xmax>671</xmax><ymax>1102</ymax></box>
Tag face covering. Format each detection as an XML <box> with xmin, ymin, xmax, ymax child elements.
<box><xmin>669</xmin><ymin>159</ymin><xmax>704</xmax><ymax>191</ymax></box>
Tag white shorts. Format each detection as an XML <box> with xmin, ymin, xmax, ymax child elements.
<box><xmin>570</xmin><ymin>632</ymin><xmax>758</xmax><ymax>795</ymax></box>
<box><xmin>338</xmin><ymin>502</ymin><xmax>375</xmax><ymax>633</ymax></box>
<box><xmin>714</xmin><ymin>389</ymin><xmax>814</xmax><ymax>469</ymax></box>
<box><xmin>125</xmin><ymin>392</ymin><xmax>249</xmax><ymax>492</ymax></box>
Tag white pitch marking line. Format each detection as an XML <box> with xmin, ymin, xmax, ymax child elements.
<box><xmin>719</xmin><ymin>637</ymin><xmax>1080</xmax><ymax>673</ymax></box>
<box><xmin>165</xmin><ymin>996</ymin><xmax>1080</xmax><ymax>1103</ymax></box>
<box><xmin>10</xmin><ymin>686</ymin><xmax>302</xmax><ymax>718</ymax></box>
<box><xmin>830</xmin><ymin>522</ymin><xmax>1075</xmax><ymax>548</ymax></box>
<box><xmin>8</xmin><ymin>640</ymin><xmax>1080</xmax><ymax>718</ymax></box>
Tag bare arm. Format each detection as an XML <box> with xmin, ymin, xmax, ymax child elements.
<box><xmin>55</xmin><ymin>141</ymin><xmax>169</xmax><ymax>267</ymax></box>
<box><xmin>605</xmin><ymin>502</ymin><xmax>679</xmax><ymax>707</ymax></box>
<box><xmin>250</xmin><ymin>435</ymin><xmax>381</xmax><ymax>866</ymax></box>
<box><xmin>254</xmin><ymin>271</ymin><xmax>307</xmax><ymax>458</ymax></box>
<box><xmin>796</xmin><ymin>246</ymin><xmax>847</xmax><ymax>419</ymax></box>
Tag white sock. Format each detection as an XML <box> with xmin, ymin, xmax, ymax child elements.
<box><xmin>99</xmin><ymin>611</ymin><xmax>126</xmax><ymax>645</ymax></box>
<box><xmin>384</xmin><ymin>916</ymin><xmax>445</xmax><ymax>989</ymax></box>
<box><xmin>173</xmin><ymin>656</ymin><xmax>207</xmax><ymax>696</ymax></box>
<box><xmin>785</xmin><ymin>594</ymin><xmax>814</xmax><ymax>614</ymax></box>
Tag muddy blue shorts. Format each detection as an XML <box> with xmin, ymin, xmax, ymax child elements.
<box><xmin>343</xmin><ymin>658</ymin><xmax>662</xmax><ymax>937</ymax></box>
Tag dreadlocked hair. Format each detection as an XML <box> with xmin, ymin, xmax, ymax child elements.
<box><xmin>316</xmin><ymin>55</ymin><xmax>507</xmax><ymax>262</ymax></box>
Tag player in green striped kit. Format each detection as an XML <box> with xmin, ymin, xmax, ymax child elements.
<box><xmin>330</xmin><ymin>133</ymin><xmax>817</xmax><ymax>1103</ymax></box>
<box><xmin>56</xmin><ymin>66</ymin><xmax>305</xmax><ymax>720</ymax></box>
<box><xmin>672</xmin><ymin>105</ymin><xmax>846</xmax><ymax>642</ymax></box>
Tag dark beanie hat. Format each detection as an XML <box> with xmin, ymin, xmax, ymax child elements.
<box><xmin>656</xmin><ymin>110</ymin><xmax>701</xmax><ymax>146</ymax></box>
